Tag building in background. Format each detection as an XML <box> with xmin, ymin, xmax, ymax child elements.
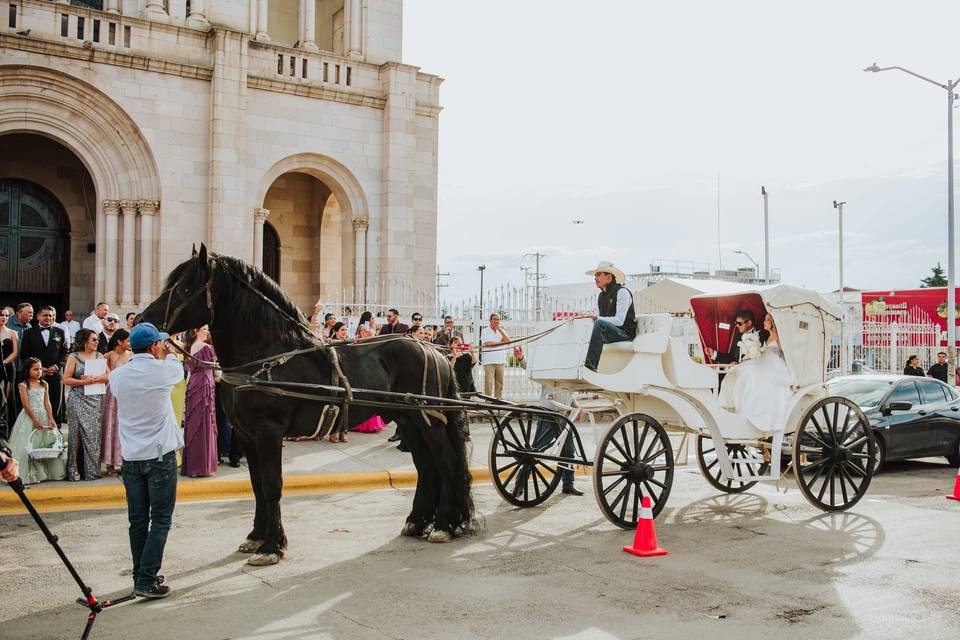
<box><xmin>0</xmin><ymin>0</ymin><xmax>440</xmax><ymax>316</ymax></box>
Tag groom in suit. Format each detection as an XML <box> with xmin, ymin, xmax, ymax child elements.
<box><xmin>705</xmin><ymin>309</ymin><xmax>757</xmax><ymax>365</ymax></box>
<box><xmin>20</xmin><ymin>306</ymin><xmax>69</xmax><ymax>422</ymax></box>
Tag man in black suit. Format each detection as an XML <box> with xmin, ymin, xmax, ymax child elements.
<box><xmin>20</xmin><ymin>306</ymin><xmax>68</xmax><ymax>422</ymax></box>
<box><xmin>705</xmin><ymin>309</ymin><xmax>757</xmax><ymax>365</ymax></box>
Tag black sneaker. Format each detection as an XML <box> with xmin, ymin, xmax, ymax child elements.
<box><xmin>135</xmin><ymin>584</ymin><xmax>171</xmax><ymax>599</ymax></box>
<box><xmin>562</xmin><ymin>485</ymin><xmax>584</xmax><ymax>496</ymax></box>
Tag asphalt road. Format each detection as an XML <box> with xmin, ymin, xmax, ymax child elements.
<box><xmin>1</xmin><ymin>459</ymin><xmax>958</xmax><ymax>640</ymax></box>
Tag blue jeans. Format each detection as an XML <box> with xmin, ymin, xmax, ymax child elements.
<box><xmin>122</xmin><ymin>451</ymin><xmax>178</xmax><ymax>591</ymax></box>
<box><xmin>584</xmin><ymin>319</ymin><xmax>633</xmax><ymax>370</ymax></box>
<box><xmin>517</xmin><ymin>417</ymin><xmax>576</xmax><ymax>487</ymax></box>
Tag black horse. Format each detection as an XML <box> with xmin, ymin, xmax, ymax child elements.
<box><xmin>139</xmin><ymin>245</ymin><xmax>475</xmax><ymax>565</ymax></box>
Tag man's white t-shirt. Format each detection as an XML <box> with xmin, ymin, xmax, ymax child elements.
<box><xmin>480</xmin><ymin>326</ymin><xmax>508</xmax><ymax>365</ymax></box>
<box><xmin>82</xmin><ymin>313</ymin><xmax>103</xmax><ymax>332</ymax></box>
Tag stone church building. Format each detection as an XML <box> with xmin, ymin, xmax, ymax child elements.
<box><xmin>0</xmin><ymin>0</ymin><xmax>440</xmax><ymax>316</ymax></box>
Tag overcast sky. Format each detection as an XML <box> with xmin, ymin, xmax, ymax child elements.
<box><xmin>403</xmin><ymin>0</ymin><xmax>960</xmax><ymax>304</ymax></box>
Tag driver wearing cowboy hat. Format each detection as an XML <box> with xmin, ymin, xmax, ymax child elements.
<box><xmin>583</xmin><ymin>261</ymin><xmax>637</xmax><ymax>372</ymax></box>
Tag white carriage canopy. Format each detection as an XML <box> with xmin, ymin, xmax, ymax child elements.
<box><xmin>690</xmin><ymin>285</ymin><xmax>842</xmax><ymax>388</ymax></box>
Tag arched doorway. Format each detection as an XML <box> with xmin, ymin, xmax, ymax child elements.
<box><xmin>0</xmin><ymin>179</ymin><xmax>70</xmax><ymax>311</ymax></box>
<box><xmin>263</xmin><ymin>221</ymin><xmax>281</xmax><ymax>284</ymax></box>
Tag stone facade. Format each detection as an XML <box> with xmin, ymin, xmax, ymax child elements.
<box><xmin>0</xmin><ymin>0</ymin><xmax>440</xmax><ymax>315</ymax></box>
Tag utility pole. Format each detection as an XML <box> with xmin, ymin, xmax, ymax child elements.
<box><xmin>478</xmin><ymin>264</ymin><xmax>486</xmax><ymax>321</ymax></box>
<box><xmin>435</xmin><ymin>264</ymin><xmax>449</xmax><ymax>316</ymax></box>
<box><xmin>520</xmin><ymin>266</ymin><xmax>532</xmax><ymax>315</ymax></box>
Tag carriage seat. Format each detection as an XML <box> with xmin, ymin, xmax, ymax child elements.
<box><xmin>661</xmin><ymin>337</ymin><xmax>717</xmax><ymax>389</ymax></box>
<box><xmin>601</xmin><ymin>313</ymin><xmax>673</xmax><ymax>355</ymax></box>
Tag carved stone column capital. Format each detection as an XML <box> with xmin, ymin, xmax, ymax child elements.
<box><xmin>352</xmin><ymin>217</ymin><xmax>369</xmax><ymax>232</ymax></box>
<box><xmin>137</xmin><ymin>200</ymin><xmax>160</xmax><ymax>216</ymax></box>
<box><xmin>119</xmin><ymin>199</ymin><xmax>138</xmax><ymax>215</ymax></box>
<box><xmin>254</xmin><ymin>207</ymin><xmax>271</xmax><ymax>223</ymax></box>
<box><xmin>103</xmin><ymin>199</ymin><xmax>120</xmax><ymax>215</ymax></box>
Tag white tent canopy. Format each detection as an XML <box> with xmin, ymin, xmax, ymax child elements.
<box><xmin>690</xmin><ymin>285</ymin><xmax>842</xmax><ymax>388</ymax></box>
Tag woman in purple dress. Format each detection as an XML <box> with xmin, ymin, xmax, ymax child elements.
<box><xmin>181</xmin><ymin>326</ymin><xmax>218</xmax><ymax>477</ymax></box>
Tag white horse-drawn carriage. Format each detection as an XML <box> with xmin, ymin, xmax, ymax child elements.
<box><xmin>488</xmin><ymin>285</ymin><xmax>877</xmax><ymax>529</ymax></box>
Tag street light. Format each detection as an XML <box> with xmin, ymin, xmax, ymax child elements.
<box><xmin>834</xmin><ymin>200</ymin><xmax>847</xmax><ymax>373</ymax></box>
<box><xmin>865</xmin><ymin>62</ymin><xmax>960</xmax><ymax>382</ymax></box>
<box><xmin>734</xmin><ymin>249</ymin><xmax>759</xmax><ymax>279</ymax></box>
<box><xmin>761</xmin><ymin>186</ymin><xmax>770</xmax><ymax>283</ymax></box>
<box><xmin>478</xmin><ymin>265</ymin><xmax>486</xmax><ymax>321</ymax></box>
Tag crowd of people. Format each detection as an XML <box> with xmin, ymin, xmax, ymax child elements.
<box><xmin>0</xmin><ymin>301</ymin><xmax>240</xmax><ymax>486</ymax></box>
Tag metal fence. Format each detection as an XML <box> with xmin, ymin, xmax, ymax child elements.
<box><xmin>829</xmin><ymin>320</ymin><xmax>942</xmax><ymax>377</ymax></box>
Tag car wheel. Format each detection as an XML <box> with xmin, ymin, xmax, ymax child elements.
<box><xmin>947</xmin><ymin>439</ymin><xmax>960</xmax><ymax>468</ymax></box>
<box><xmin>874</xmin><ymin>435</ymin><xmax>887</xmax><ymax>473</ymax></box>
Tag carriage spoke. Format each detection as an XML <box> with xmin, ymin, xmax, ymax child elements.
<box><xmin>846</xmin><ymin>435</ymin><xmax>869</xmax><ymax>451</ymax></box>
<box><xmin>802</xmin><ymin>457</ymin><xmax>829</xmax><ymax>473</ymax></box>
<box><xmin>617</xmin><ymin>424</ymin><xmax>632</xmax><ymax>460</ymax></box>
<box><xmin>632</xmin><ymin>484</ymin><xmax>640</xmax><ymax>523</ymax></box>
<box><xmin>503</xmin><ymin>424</ymin><xmax>524</xmax><ymax>451</ymax></box>
<box><xmin>495</xmin><ymin>459</ymin><xmax>521</xmax><ymax>476</ymax></box>
<box><xmin>618</xmin><ymin>482</ymin><xmax>632</xmax><ymax>522</ymax></box>
<box><xmin>837</xmin><ymin>408</ymin><xmax>853</xmax><ymax>443</ymax></box>
<box><xmin>802</xmin><ymin>431</ymin><xmax>832</xmax><ymax>450</ymax></box>
<box><xmin>529</xmin><ymin>466</ymin><xmax>545</xmax><ymax>499</ymax></box>
<box><xmin>502</xmin><ymin>461</ymin><xmax>523</xmax><ymax>489</ymax></box>
<box><xmin>646</xmin><ymin>477</ymin><xmax>667</xmax><ymax>490</ymax></box>
<box><xmin>643</xmin><ymin>448</ymin><xmax>666</xmax><ymax>463</ymax></box>
<box><xmin>823</xmin><ymin>406</ymin><xmax>837</xmax><ymax>443</ymax></box>
<box><xmin>837</xmin><ymin>465</ymin><xmax>849</xmax><ymax>504</ymax></box>
<box><xmin>638</xmin><ymin>423</ymin><xmax>650</xmax><ymax>459</ymax></box>
<box><xmin>810</xmin><ymin>414</ymin><xmax>831</xmax><ymax>446</ymax></box>
<box><xmin>642</xmin><ymin>479</ymin><xmax>662</xmax><ymax>506</ymax></box>
<box><xmin>519</xmin><ymin>417</ymin><xmax>533</xmax><ymax>448</ymax></box>
<box><xmin>601</xmin><ymin>469</ymin><xmax>631</xmax><ymax>477</ymax></box>
<box><xmin>609</xmin><ymin>481</ymin><xmax>630</xmax><ymax>512</ymax></box>
<box><xmin>842</xmin><ymin>460</ymin><xmax>868</xmax><ymax>479</ymax></box>
<box><xmin>602</xmin><ymin>474</ymin><xmax>627</xmax><ymax>497</ymax></box>
<box><xmin>603</xmin><ymin>452</ymin><xmax>627</xmax><ymax>467</ymax></box>
<box><xmin>632</xmin><ymin>421</ymin><xmax>640</xmax><ymax>461</ymax></box>
<box><xmin>609</xmin><ymin>436</ymin><xmax>631</xmax><ymax>463</ymax></box>
<box><xmin>705</xmin><ymin>456</ymin><xmax>719</xmax><ymax>471</ymax></box>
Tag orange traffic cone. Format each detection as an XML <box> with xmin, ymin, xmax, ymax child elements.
<box><xmin>623</xmin><ymin>495</ymin><xmax>668</xmax><ymax>557</ymax></box>
<box><xmin>947</xmin><ymin>468</ymin><xmax>960</xmax><ymax>502</ymax></box>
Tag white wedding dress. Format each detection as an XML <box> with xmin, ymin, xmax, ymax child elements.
<box><xmin>718</xmin><ymin>338</ymin><xmax>793</xmax><ymax>431</ymax></box>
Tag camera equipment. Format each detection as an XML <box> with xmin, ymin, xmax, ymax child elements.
<box><xmin>7</xmin><ymin>477</ymin><xmax>135</xmax><ymax>639</ymax></box>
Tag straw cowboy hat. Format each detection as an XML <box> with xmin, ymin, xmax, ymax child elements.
<box><xmin>585</xmin><ymin>261</ymin><xmax>626</xmax><ymax>284</ymax></box>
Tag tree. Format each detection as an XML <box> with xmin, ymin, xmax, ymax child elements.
<box><xmin>921</xmin><ymin>262</ymin><xmax>948</xmax><ymax>288</ymax></box>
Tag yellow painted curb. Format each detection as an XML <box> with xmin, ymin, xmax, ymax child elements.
<box><xmin>0</xmin><ymin>466</ymin><xmax>495</xmax><ymax>516</ymax></box>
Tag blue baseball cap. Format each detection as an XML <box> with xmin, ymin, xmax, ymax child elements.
<box><xmin>129</xmin><ymin>322</ymin><xmax>170</xmax><ymax>350</ymax></box>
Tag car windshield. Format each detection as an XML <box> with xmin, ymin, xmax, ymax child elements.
<box><xmin>827</xmin><ymin>378</ymin><xmax>893</xmax><ymax>409</ymax></box>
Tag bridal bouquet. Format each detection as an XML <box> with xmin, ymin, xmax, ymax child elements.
<box><xmin>738</xmin><ymin>332</ymin><xmax>764</xmax><ymax>361</ymax></box>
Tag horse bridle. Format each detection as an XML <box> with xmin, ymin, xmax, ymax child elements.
<box><xmin>159</xmin><ymin>262</ymin><xmax>214</xmax><ymax>334</ymax></box>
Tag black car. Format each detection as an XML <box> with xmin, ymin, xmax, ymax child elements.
<box><xmin>828</xmin><ymin>375</ymin><xmax>960</xmax><ymax>468</ymax></box>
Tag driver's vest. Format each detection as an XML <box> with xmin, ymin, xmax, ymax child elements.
<box><xmin>597</xmin><ymin>282</ymin><xmax>637</xmax><ymax>337</ymax></box>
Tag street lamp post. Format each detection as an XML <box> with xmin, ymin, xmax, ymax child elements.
<box><xmin>478</xmin><ymin>264</ymin><xmax>486</xmax><ymax>321</ymax></box>
<box><xmin>761</xmin><ymin>186</ymin><xmax>770</xmax><ymax>283</ymax></box>
<box><xmin>734</xmin><ymin>249</ymin><xmax>760</xmax><ymax>281</ymax></box>
<box><xmin>834</xmin><ymin>200</ymin><xmax>847</xmax><ymax>374</ymax></box>
<box><xmin>865</xmin><ymin>62</ymin><xmax>960</xmax><ymax>383</ymax></box>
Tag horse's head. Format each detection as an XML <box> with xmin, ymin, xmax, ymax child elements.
<box><xmin>138</xmin><ymin>243</ymin><xmax>214</xmax><ymax>334</ymax></box>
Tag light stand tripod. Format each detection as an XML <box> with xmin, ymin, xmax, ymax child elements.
<box><xmin>6</xmin><ymin>477</ymin><xmax>135</xmax><ymax>639</ymax></box>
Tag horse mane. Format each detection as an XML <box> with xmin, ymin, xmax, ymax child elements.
<box><xmin>212</xmin><ymin>253</ymin><xmax>313</xmax><ymax>347</ymax></box>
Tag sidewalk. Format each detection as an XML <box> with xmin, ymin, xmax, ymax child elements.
<box><xmin>1</xmin><ymin>419</ymin><xmax>615</xmax><ymax>514</ymax></box>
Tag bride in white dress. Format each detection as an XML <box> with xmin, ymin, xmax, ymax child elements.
<box><xmin>718</xmin><ymin>313</ymin><xmax>793</xmax><ymax>431</ymax></box>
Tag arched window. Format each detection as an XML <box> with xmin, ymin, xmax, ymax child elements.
<box><xmin>262</xmin><ymin>221</ymin><xmax>281</xmax><ymax>284</ymax></box>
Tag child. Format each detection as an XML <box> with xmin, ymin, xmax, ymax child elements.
<box><xmin>8</xmin><ymin>357</ymin><xmax>66</xmax><ymax>484</ymax></box>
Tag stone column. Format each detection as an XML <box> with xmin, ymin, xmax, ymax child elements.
<box><xmin>253</xmin><ymin>208</ymin><xmax>270</xmax><ymax>269</ymax></box>
<box><xmin>186</xmin><ymin>0</ymin><xmax>210</xmax><ymax>29</ymax></box>
<box><xmin>103</xmin><ymin>200</ymin><xmax>120</xmax><ymax>306</ymax></box>
<box><xmin>120</xmin><ymin>200</ymin><xmax>137</xmax><ymax>306</ymax></box>
<box><xmin>105</xmin><ymin>0</ymin><xmax>120</xmax><ymax>14</ymax></box>
<box><xmin>300</xmin><ymin>0</ymin><xmax>319</xmax><ymax>51</ymax></box>
<box><xmin>144</xmin><ymin>0</ymin><xmax>169</xmax><ymax>22</ymax></box>
<box><xmin>346</xmin><ymin>0</ymin><xmax>362</xmax><ymax>59</ymax></box>
<box><xmin>255</xmin><ymin>0</ymin><xmax>270</xmax><ymax>42</ymax></box>
<box><xmin>352</xmin><ymin>217</ymin><xmax>368</xmax><ymax>302</ymax></box>
<box><xmin>138</xmin><ymin>200</ymin><xmax>158</xmax><ymax>306</ymax></box>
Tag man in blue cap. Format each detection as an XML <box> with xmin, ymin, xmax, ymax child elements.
<box><xmin>108</xmin><ymin>322</ymin><xmax>184</xmax><ymax>599</ymax></box>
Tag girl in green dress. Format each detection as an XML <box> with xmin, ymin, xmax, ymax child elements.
<box><xmin>8</xmin><ymin>357</ymin><xmax>66</xmax><ymax>484</ymax></box>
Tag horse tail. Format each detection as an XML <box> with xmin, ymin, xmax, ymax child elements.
<box><xmin>444</xmin><ymin>371</ymin><xmax>480</xmax><ymax>534</ymax></box>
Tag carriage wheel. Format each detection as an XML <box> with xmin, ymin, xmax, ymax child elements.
<box><xmin>793</xmin><ymin>396</ymin><xmax>876</xmax><ymax>512</ymax></box>
<box><xmin>593</xmin><ymin>413</ymin><xmax>674</xmax><ymax>529</ymax></box>
<box><xmin>695</xmin><ymin>434</ymin><xmax>769</xmax><ymax>494</ymax></box>
<box><xmin>488</xmin><ymin>411</ymin><xmax>562</xmax><ymax>507</ymax></box>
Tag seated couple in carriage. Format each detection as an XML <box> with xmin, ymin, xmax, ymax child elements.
<box><xmin>705</xmin><ymin>308</ymin><xmax>792</xmax><ymax>431</ymax></box>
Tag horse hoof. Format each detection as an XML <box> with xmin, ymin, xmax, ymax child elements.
<box><xmin>400</xmin><ymin>522</ymin><xmax>419</xmax><ymax>537</ymax></box>
<box><xmin>247</xmin><ymin>552</ymin><xmax>281</xmax><ymax>566</ymax></box>
<box><xmin>238</xmin><ymin>539</ymin><xmax>264</xmax><ymax>554</ymax></box>
<box><xmin>427</xmin><ymin>529</ymin><xmax>452</xmax><ymax>543</ymax></box>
